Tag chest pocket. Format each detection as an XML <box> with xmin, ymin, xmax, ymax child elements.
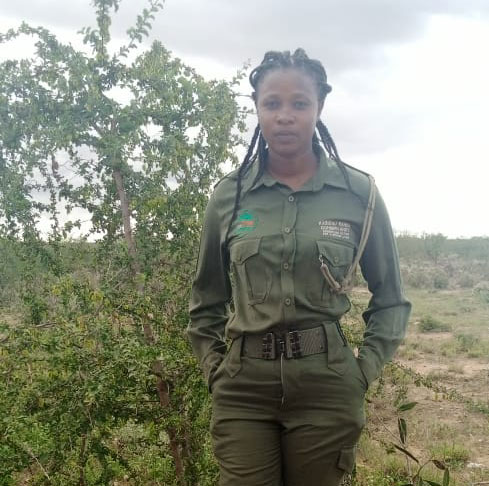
<box><xmin>317</xmin><ymin>239</ymin><xmax>355</xmax><ymax>282</ymax></box>
<box><xmin>230</xmin><ymin>237</ymin><xmax>270</xmax><ymax>305</ymax></box>
<box><xmin>308</xmin><ymin>239</ymin><xmax>355</xmax><ymax>307</ymax></box>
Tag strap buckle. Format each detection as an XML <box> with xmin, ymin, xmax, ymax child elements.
<box><xmin>261</xmin><ymin>332</ymin><xmax>275</xmax><ymax>360</ymax></box>
<box><xmin>288</xmin><ymin>330</ymin><xmax>302</xmax><ymax>358</ymax></box>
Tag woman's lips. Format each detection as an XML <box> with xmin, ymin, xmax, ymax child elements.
<box><xmin>274</xmin><ymin>132</ymin><xmax>298</xmax><ymax>142</ymax></box>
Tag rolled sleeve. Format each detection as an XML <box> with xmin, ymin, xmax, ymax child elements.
<box><xmin>357</xmin><ymin>189</ymin><xmax>411</xmax><ymax>386</ymax></box>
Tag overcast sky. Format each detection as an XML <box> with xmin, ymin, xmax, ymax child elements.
<box><xmin>1</xmin><ymin>0</ymin><xmax>489</xmax><ymax>237</ymax></box>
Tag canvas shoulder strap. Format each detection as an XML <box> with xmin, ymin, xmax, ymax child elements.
<box><xmin>320</xmin><ymin>174</ymin><xmax>376</xmax><ymax>294</ymax></box>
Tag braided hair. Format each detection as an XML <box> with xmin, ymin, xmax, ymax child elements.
<box><xmin>225</xmin><ymin>48</ymin><xmax>353</xmax><ymax>243</ymax></box>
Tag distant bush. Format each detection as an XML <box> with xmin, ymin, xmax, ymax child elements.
<box><xmin>457</xmin><ymin>274</ymin><xmax>475</xmax><ymax>288</ymax></box>
<box><xmin>423</xmin><ymin>233</ymin><xmax>447</xmax><ymax>263</ymax></box>
<box><xmin>473</xmin><ymin>281</ymin><xmax>489</xmax><ymax>303</ymax></box>
<box><xmin>404</xmin><ymin>269</ymin><xmax>431</xmax><ymax>289</ymax></box>
<box><xmin>455</xmin><ymin>333</ymin><xmax>477</xmax><ymax>352</ymax></box>
<box><xmin>418</xmin><ymin>315</ymin><xmax>452</xmax><ymax>333</ymax></box>
<box><xmin>441</xmin><ymin>332</ymin><xmax>489</xmax><ymax>358</ymax></box>
<box><xmin>403</xmin><ymin>267</ymin><xmax>453</xmax><ymax>290</ymax></box>
<box><xmin>352</xmin><ymin>268</ymin><xmax>367</xmax><ymax>288</ymax></box>
<box><xmin>432</xmin><ymin>271</ymin><xmax>449</xmax><ymax>289</ymax></box>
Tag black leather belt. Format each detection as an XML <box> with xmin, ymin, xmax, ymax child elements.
<box><xmin>242</xmin><ymin>326</ymin><xmax>327</xmax><ymax>360</ymax></box>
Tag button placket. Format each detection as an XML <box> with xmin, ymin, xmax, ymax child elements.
<box><xmin>280</xmin><ymin>191</ymin><xmax>298</xmax><ymax>324</ymax></box>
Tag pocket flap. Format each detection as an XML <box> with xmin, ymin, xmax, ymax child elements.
<box><xmin>230</xmin><ymin>238</ymin><xmax>261</xmax><ymax>264</ymax></box>
<box><xmin>337</xmin><ymin>446</ymin><xmax>356</xmax><ymax>473</ymax></box>
<box><xmin>317</xmin><ymin>239</ymin><xmax>354</xmax><ymax>267</ymax></box>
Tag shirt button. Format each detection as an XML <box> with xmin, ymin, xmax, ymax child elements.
<box><xmin>288</xmin><ymin>195</ymin><xmax>295</xmax><ymax>202</ymax></box>
<box><xmin>284</xmin><ymin>227</ymin><xmax>291</xmax><ymax>234</ymax></box>
<box><xmin>284</xmin><ymin>298</ymin><xmax>292</xmax><ymax>306</ymax></box>
<box><xmin>283</xmin><ymin>262</ymin><xmax>289</xmax><ymax>270</ymax></box>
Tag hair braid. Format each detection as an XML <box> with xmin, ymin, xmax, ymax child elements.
<box><xmin>316</xmin><ymin>120</ymin><xmax>353</xmax><ymax>192</ymax></box>
<box><xmin>224</xmin><ymin>124</ymin><xmax>261</xmax><ymax>244</ymax></box>
<box><xmin>252</xmin><ymin>134</ymin><xmax>267</xmax><ymax>186</ymax></box>
<box><xmin>249</xmin><ymin>48</ymin><xmax>332</xmax><ymax>103</ymax></box>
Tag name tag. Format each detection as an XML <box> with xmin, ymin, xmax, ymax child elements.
<box><xmin>318</xmin><ymin>220</ymin><xmax>351</xmax><ymax>240</ymax></box>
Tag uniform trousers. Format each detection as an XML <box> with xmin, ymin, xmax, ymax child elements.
<box><xmin>210</xmin><ymin>323</ymin><xmax>367</xmax><ymax>486</ymax></box>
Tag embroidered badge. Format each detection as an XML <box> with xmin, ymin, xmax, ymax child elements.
<box><xmin>318</xmin><ymin>220</ymin><xmax>351</xmax><ymax>240</ymax></box>
<box><xmin>236</xmin><ymin>210</ymin><xmax>258</xmax><ymax>234</ymax></box>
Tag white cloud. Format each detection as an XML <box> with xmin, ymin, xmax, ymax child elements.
<box><xmin>1</xmin><ymin>2</ymin><xmax>488</xmax><ymax>237</ymax></box>
<box><xmin>341</xmin><ymin>14</ymin><xmax>489</xmax><ymax>237</ymax></box>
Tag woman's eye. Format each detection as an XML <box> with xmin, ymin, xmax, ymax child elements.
<box><xmin>294</xmin><ymin>100</ymin><xmax>308</xmax><ymax>109</ymax></box>
<box><xmin>264</xmin><ymin>100</ymin><xmax>279</xmax><ymax>109</ymax></box>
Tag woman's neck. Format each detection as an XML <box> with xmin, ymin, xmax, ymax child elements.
<box><xmin>267</xmin><ymin>150</ymin><xmax>318</xmax><ymax>191</ymax></box>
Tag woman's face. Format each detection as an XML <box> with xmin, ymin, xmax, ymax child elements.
<box><xmin>255</xmin><ymin>68</ymin><xmax>323</xmax><ymax>160</ymax></box>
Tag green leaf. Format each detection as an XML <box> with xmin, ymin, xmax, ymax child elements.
<box><xmin>398</xmin><ymin>401</ymin><xmax>418</xmax><ymax>412</ymax></box>
<box><xmin>443</xmin><ymin>468</ymin><xmax>450</xmax><ymax>486</ymax></box>
<box><xmin>398</xmin><ymin>417</ymin><xmax>407</xmax><ymax>444</ymax></box>
<box><xmin>393</xmin><ymin>444</ymin><xmax>420</xmax><ymax>463</ymax></box>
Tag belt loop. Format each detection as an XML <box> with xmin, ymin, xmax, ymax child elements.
<box><xmin>226</xmin><ymin>336</ymin><xmax>243</xmax><ymax>377</ymax></box>
<box><xmin>278</xmin><ymin>337</ymin><xmax>286</xmax><ymax>357</ymax></box>
<box><xmin>322</xmin><ymin>322</ymin><xmax>347</xmax><ymax>375</ymax></box>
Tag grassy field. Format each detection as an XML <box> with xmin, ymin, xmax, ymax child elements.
<box><xmin>350</xmin><ymin>287</ymin><xmax>489</xmax><ymax>486</ymax></box>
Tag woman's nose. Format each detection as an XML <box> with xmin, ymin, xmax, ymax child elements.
<box><xmin>276</xmin><ymin>107</ymin><xmax>294</xmax><ymax>124</ymax></box>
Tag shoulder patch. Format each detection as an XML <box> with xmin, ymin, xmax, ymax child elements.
<box><xmin>235</xmin><ymin>209</ymin><xmax>259</xmax><ymax>235</ymax></box>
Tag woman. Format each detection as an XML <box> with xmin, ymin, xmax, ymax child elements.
<box><xmin>188</xmin><ymin>49</ymin><xmax>411</xmax><ymax>486</ymax></box>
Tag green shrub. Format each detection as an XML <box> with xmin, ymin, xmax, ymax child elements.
<box><xmin>440</xmin><ymin>333</ymin><xmax>489</xmax><ymax>358</ymax></box>
<box><xmin>429</xmin><ymin>443</ymin><xmax>470</xmax><ymax>469</ymax></box>
<box><xmin>418</xmin><ymin>315</ymin><xmax>452</xmax><ymax>333</ymax></box>
<box><xmin>405</xmin><ymin>269</ymin><xmax>431</xmax><ymax>289</ymax></box>
<box><xmin>455</xmin><ymin>333</ymin><xmax>477</xmax><ymax>352</ymax></box>
<box><xmin>457</xmin><ymin>274</ymin><xmax>475</xmax><ymax>288</ymax></box>
<box><xmin>433</xmin><ymin>271</ymin><xmax>449</xmax><ymax>289</ymax></box>
<box><xmin>474</xmin><ymin>281</ymin><xmax>489</xmax><ymax>303</ymax></box>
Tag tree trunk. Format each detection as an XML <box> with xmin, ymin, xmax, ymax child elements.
<box><xmin>112</xmin><ymin>169</ymin><xmax>142</xmax><ymax>283</ymax></box>
<box><xmin>78</xmin><ymin>435</ymin><xmax>87</xmax><ymax>486</ymax></box>
<box><xmin>112</xmin><ymin>167</ymin><xmax>186</xmax><ymax>485</ymax></box>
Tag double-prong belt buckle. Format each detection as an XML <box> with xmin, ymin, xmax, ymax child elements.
<box><xmin>261</xmin><ymin>330</ymin><xmax>303</xmax><ymax>359</ymax></box>
<box><xmin>289</xmin><ymin>330</ymin><xmax>302</xmax><ymax>358</ymax></box>
<box><xmin>261</xmin><ymin>332</ymin><xmax>275</xmax><ymax>360</ymax></box>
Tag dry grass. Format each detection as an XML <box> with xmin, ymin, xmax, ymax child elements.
<box><xmin>350</xmin><ymin>286</ymin><xmax>489</xmax><ymax>485</ymax></box>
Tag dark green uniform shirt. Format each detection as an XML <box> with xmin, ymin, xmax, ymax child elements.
<box><xmin>188</xmin><ymin>150</ymin><xmax>411</xmax><ymax>388</ymax></box>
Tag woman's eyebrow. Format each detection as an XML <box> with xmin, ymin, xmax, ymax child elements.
<box><xmin>260</xmin><ymin>91</ymin><xmax>313</xmax><ymax>98</ymax></box>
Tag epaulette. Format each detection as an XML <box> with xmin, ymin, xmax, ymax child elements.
<box><xmin>342</xmin><ymin>160</ymin><xmax>372</xmax><ymax>179</ymax></box>
<box><xmin>341</xmin><ymin>161</ymin><xmax>374</xmax><ymax>204</ymax></box>
<box><xmin>212</xmin><ymin>169</ymin><xmax>238</xmax><ymax>191</ymax></box>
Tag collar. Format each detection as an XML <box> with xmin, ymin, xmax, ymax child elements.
<box><xmin>240</xmin><ymin>148</ymin><xmax>349</xmax><ymax>194</ymax></box>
